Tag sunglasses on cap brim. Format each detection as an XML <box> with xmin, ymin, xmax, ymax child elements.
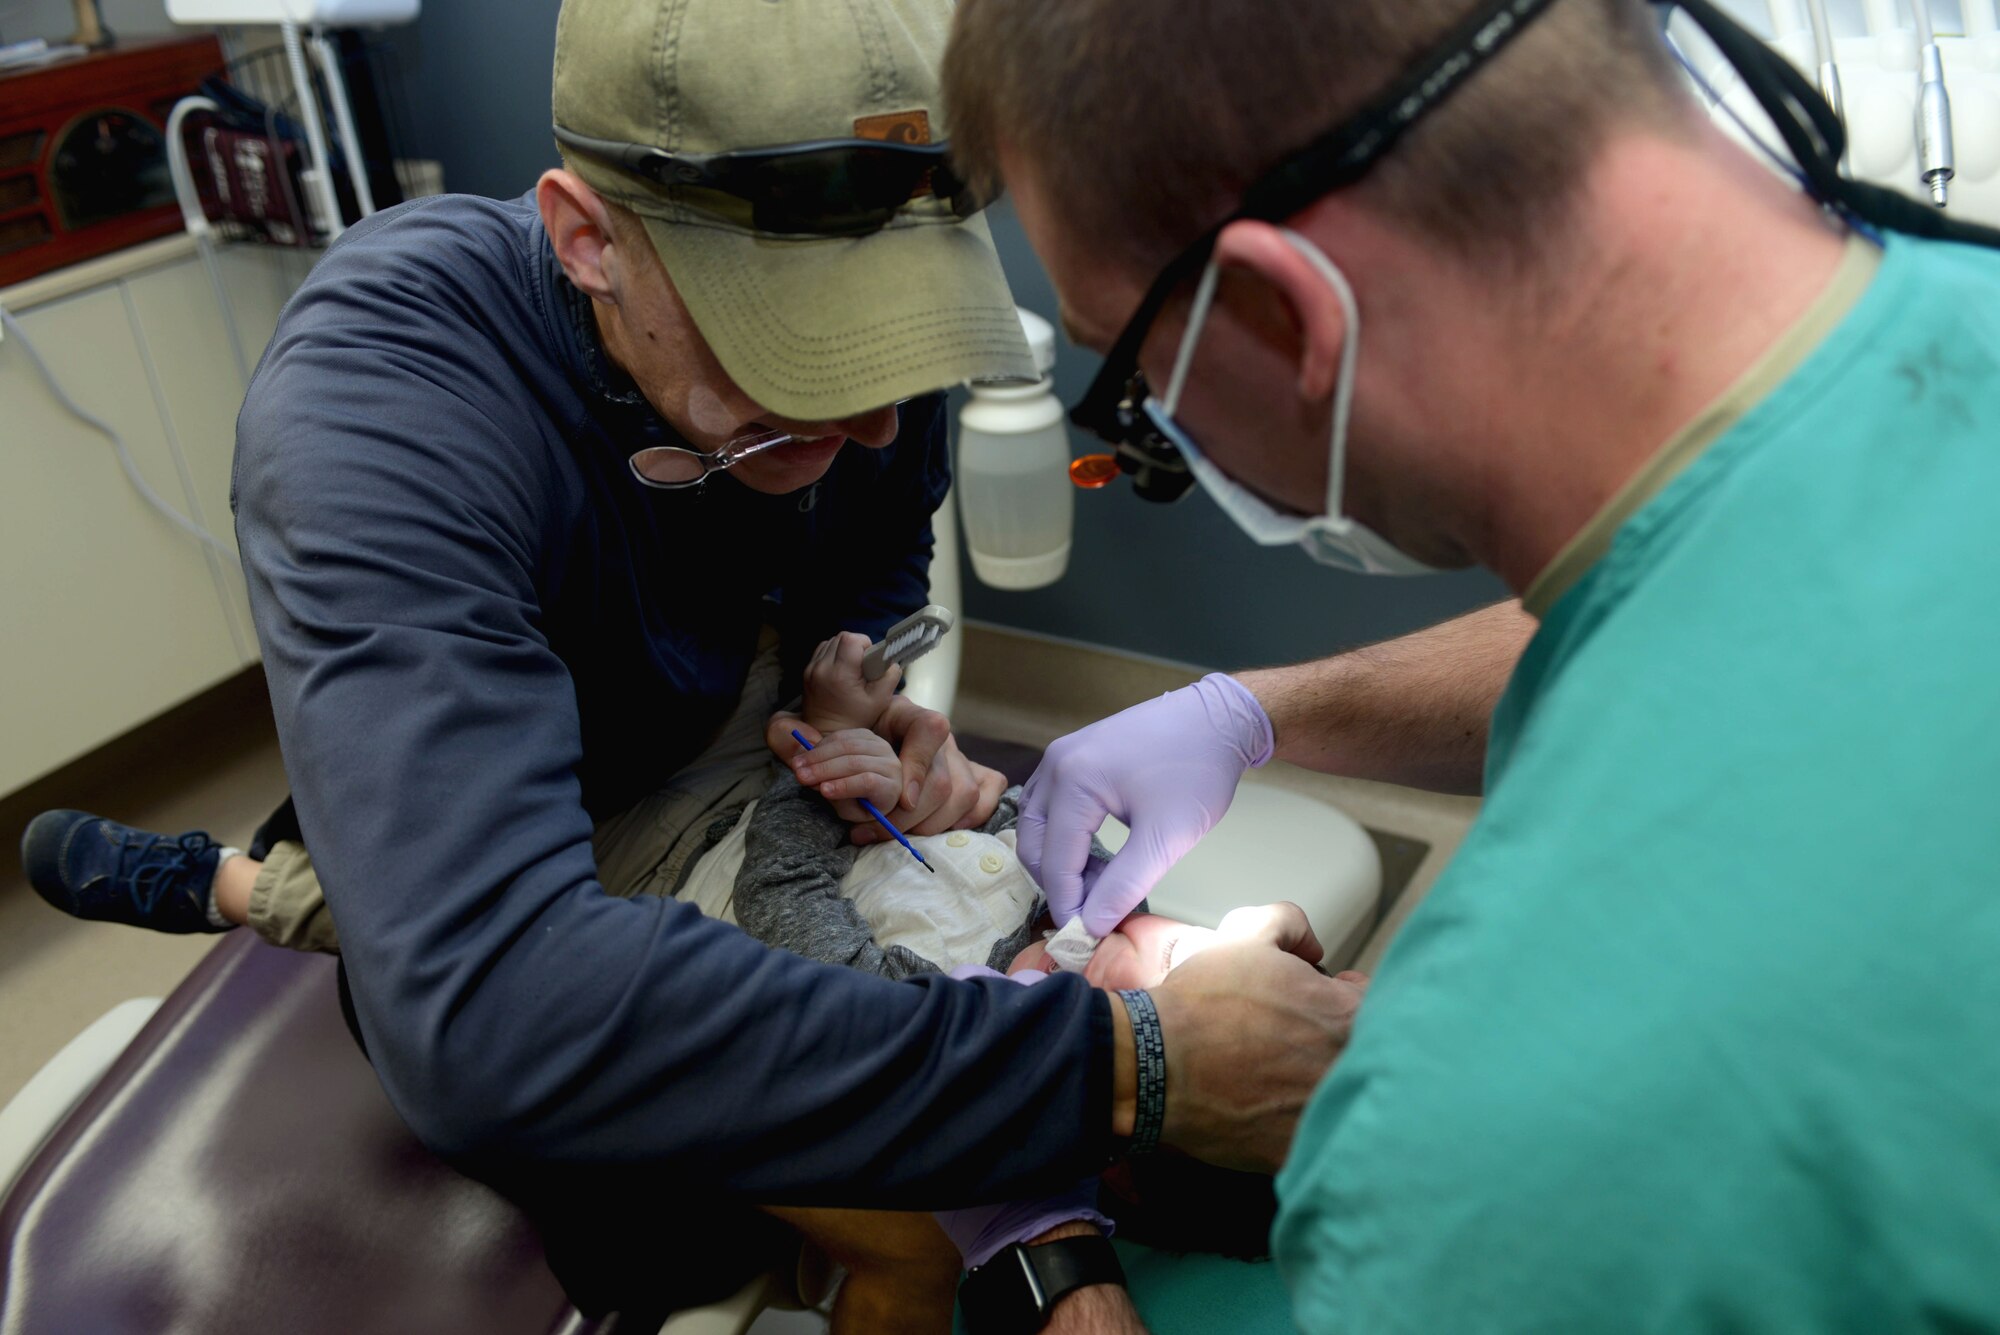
<box><xmin>553</xmin><ymin>125</ymin><xmax>991</xmax><ymax>238</ymax></box>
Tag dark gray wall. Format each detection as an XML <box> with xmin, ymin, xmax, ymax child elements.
<box><xmin>381</xmin><ymin>0</ymin><xmax>566</xmax><ymax>202</ymax></box>
<box><xmin>378</xmin><ymin>2</ymin><xmax>1504</xmax><ymax>671</ymax></box>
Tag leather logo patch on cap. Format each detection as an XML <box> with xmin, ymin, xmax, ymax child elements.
<box><xmin>854</xmin><ymin>109</ymin><xmax>932</xmax><ymax>145</ymax></box>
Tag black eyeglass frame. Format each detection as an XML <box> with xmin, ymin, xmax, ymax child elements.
<box><xmin>1070</xmin><ymin>0</ymin><xmax>1566</xmax><ymax>463</ymax></box>
<box><xmin>551</xmin><ymin>125</ymin><xmax>988</xmax><ymax>238</ymax></box>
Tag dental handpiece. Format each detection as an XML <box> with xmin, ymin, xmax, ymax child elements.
<box><xmin>1911</xmin><ymin>0</ymin><xmax>1956</xmax><ymax>206</ymax></box>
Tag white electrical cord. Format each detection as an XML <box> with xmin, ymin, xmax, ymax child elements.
<box><xmin>165</xmin><ymin>95</ymin><xmax>254</xmax><ymax>388</ymax></box>
<box><xmin>0</xmin><ymin>303</ymin><xmax>236</xmax><ymax>559</ymax></box>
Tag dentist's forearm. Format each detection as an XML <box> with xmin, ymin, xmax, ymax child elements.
<box><xmin>1236</xmin><ymin>601</ymin><xmax>1534</xmax><ymax>796</ymax></box>
<box><xmin>1035</xmin><ymin>1222</ymin><xmax>1149</xmax><ymax>1333</ymax></box>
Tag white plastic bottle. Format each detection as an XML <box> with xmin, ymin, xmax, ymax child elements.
<box><xmin>955</xmin><ymin>308</ymin><xmax>1075</xmax><ymax>590</ymax></box>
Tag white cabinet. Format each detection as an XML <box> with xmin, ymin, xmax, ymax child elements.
<box><xmin>1</xmin><ymin>238</ymin><xmax>307</xmax><ymax>796</ymax></box>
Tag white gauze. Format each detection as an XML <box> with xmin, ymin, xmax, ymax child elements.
<box><xmin>1044</xmin><ymin>916</ymin><xmax>1101</xmax><ymax>973</ymax></box>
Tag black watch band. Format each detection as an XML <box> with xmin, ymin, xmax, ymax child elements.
<box><xmin>958</xmin><ymin>1234</ymin><xmax>1128</xmax><ymax>1335</ymax></box>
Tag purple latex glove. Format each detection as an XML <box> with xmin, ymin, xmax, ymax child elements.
<box><xmin>936</xmin><ymin>965</ymin><xmax>1115</xmax><ymax>1268</ymax></box>
<box><xmin>936</xmin><ymin>1179</ymin><xmax>1115</xmax><ymax>1270</ymax></box>
<box><xmin>1019</xmin><ymin>673</ymin><xmax>1274</xmax><ymax>937</ymax></box>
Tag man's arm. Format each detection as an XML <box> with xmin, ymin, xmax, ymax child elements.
<box><xmin>1239</xmin><ymin>600</ymin><xmax>1535</xmax><ymax>795</ymax></box>
<box><xmin>1037</xmin><ymin>1222</ymin><xmax>1148</xmax><ymax>1335</ymax></box>
<box><xmin>234</xmin><ymin>319</ymin><xmax>1116</xmax><ymax>1209</ymax></box>
<box><xmin>1020</xmin><ymin>603</ymin><xmax>1534</xmax><ymax>934</ymax></box>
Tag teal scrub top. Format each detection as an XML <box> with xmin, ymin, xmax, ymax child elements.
<box><xmin>1273</xmin><ymin>234</ymin><xmax>2000</xmax><ymax>1332</ymax></box>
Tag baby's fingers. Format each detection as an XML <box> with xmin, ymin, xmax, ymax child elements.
<box><xmin>792</xmin><ymin>731</ymin><xmax>901</xmax><ymax>809</ymax></box>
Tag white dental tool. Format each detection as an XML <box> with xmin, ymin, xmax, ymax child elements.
<box><xmin>863</xmin><ymin>604</ymin><xmax>956</xmax><ymax>682</ymax></box>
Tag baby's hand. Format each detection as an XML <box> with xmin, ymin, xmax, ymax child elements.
<box><xmin>801</xmin><ymin>631</ymin><xmax>901</xmax><ymax>736</ymax></box>
<box><xmin>790</xmin><ymin>728</ymin><xmax>903</xmax><ymax>823</ymax></box>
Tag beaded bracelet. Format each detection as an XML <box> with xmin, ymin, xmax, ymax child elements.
<box><xmin>1116</xmin><ymin>989</ymin><xmax>1167</xmax><ymax>1156</ymax></box>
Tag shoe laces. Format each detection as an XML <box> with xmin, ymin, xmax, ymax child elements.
<box><xmin>115</xmin><ymin>828</ymin><xmax>219</xmax><ymax>918</ymax></box>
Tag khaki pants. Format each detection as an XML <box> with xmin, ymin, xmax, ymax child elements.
<box><xmin>250</xmin><ymin>636</ymin><xmax>788</xmax><ymax>955</ymax></box>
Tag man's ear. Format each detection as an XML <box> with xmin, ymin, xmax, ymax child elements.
<box><xmin>538</xmin><ymin>169</ymin><xmax>621</xmax><ymax>305</ymax></box>
<box><xmin>1211</xmin><ymin>218</ymin><xmax>1351</xmax><ymax>404</ymax></box>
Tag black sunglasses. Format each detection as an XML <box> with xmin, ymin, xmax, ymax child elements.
<box><xmin>1070</xmin><ymin>0</ymin><xmax>1565</xmax><ymax>501</ymax></box>
<box><xmin>552</xmin><ymin>125</ymin><xmax>989</xmax><ymax>238</ymax></box>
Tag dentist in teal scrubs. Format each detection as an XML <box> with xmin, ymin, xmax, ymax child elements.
<box><xmin>942</xmin><ymin>0</ymin><xmax>2000</xmax><ymax>1329</ymax></box>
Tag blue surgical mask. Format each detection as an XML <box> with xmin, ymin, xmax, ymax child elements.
<box><xmin>1146</xmin><ymin>228</ymin><xmax>1436</xmax><ymax>577</ymax></box>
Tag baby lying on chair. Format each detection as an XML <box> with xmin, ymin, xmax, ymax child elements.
<box><xmin>673</xmin><ymin>632</ymin><xmax>1366</xmax><ymax>1333</ymax></box>
<box><xmin>672</xmin><ymin>631</ymin><xmax>1230</xmax><ymax>990</ymax></box>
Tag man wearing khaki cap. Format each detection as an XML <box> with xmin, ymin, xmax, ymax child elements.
<box><xmin>21</xmin><ymin>0</ymin><xmax>1358</xmax><ymax>1327</ymax></box>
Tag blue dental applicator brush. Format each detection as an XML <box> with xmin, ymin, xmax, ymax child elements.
<box><xmin>791</xmin><ymin>730</ymin><xmax>934</xmax><ymax>874</ymax></box>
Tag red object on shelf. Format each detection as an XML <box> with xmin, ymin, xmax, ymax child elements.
<box><xmin>0</xmin><ymin>34</ymin><xmax>225</xmax><ymax>288</ymax></box>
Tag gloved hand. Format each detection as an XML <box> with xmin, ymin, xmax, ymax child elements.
<box><xmin>936</xmin><ymin>964</ymin><xmax>1113</xmax><ymax>1268</ymax></box>
<box><xmin>1019</xmin><ymin>674</ymin><xmax>1273</xmax><ymax>937</ymax></box>
<box><xmin>935</xmin><ymin>1179</ymin><xmax>1114</xmax><ymax>1270</ymax></box>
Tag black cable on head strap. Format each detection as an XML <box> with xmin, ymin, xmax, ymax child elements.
<box><xmin>1665</xmin><ymin>0</ymin><xmax>2000</xmax><ymax>250</ymax></box>
<box><xmin>1081</xmin><ymin>0</ymin><xmax>1567</xmax><ymax>433</ymax></box>
<box><xmin>1240</xmin><ymin>0</ymin><xmax>1567</xmax><ymax>222</ymax></box>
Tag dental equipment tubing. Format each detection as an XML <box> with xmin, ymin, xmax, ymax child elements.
<box><xmin>791</xmin><ymin>731</ymin><xmax>934</xmax><ymax>873</ymax></box>
<box><xmin>1667</xmin><ymin>0</ymin><xmax>2000</xmax><ymax>247</ymax></box>
<box><xmin>1769</xmin><ymin>0</ymin><xmax>1847</xmax><ymax>143</ymax></box>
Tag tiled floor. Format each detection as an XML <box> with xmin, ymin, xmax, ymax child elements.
<box><xmin>0</xmin><ymin>669</ymin><xmax>289</xmax><ymax>1104</ymax></box>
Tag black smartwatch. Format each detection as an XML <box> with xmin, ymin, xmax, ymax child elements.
<box><xmin>959</xmin><ymin>1235</ymin><xmax>1128</xmax><ymax>1335</ymax></box>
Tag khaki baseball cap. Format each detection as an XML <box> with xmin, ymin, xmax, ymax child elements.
<box><xmin>551</xmin><ymin>0</ymin><xmax>1035</xmax><ymax>422</ymax></box>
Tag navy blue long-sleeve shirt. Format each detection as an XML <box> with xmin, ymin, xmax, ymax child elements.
<box><xmin>232</xmin><ymin>193</ymin><xmax>1112</xmax><ymax>1206</ymax></box>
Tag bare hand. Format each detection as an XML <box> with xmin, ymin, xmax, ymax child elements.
<box><xmin>800</xmin><ymin>631</ymin><xmax>901</xmax><ymax>736</ymax></box>
<box><xmin>845</xmin><ymin>695</ymin><xmax>1006</xmax><ymax>839</ymax></box>
<box><xmin>1149</xmin><ymin>907</ymin><xmax>1367</xmax><ymax>1174</ymax></box>
<box><xmin>786</xmin><ymin>728</ymin><xmax>904</xmax><ymax>822</ymax></box>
